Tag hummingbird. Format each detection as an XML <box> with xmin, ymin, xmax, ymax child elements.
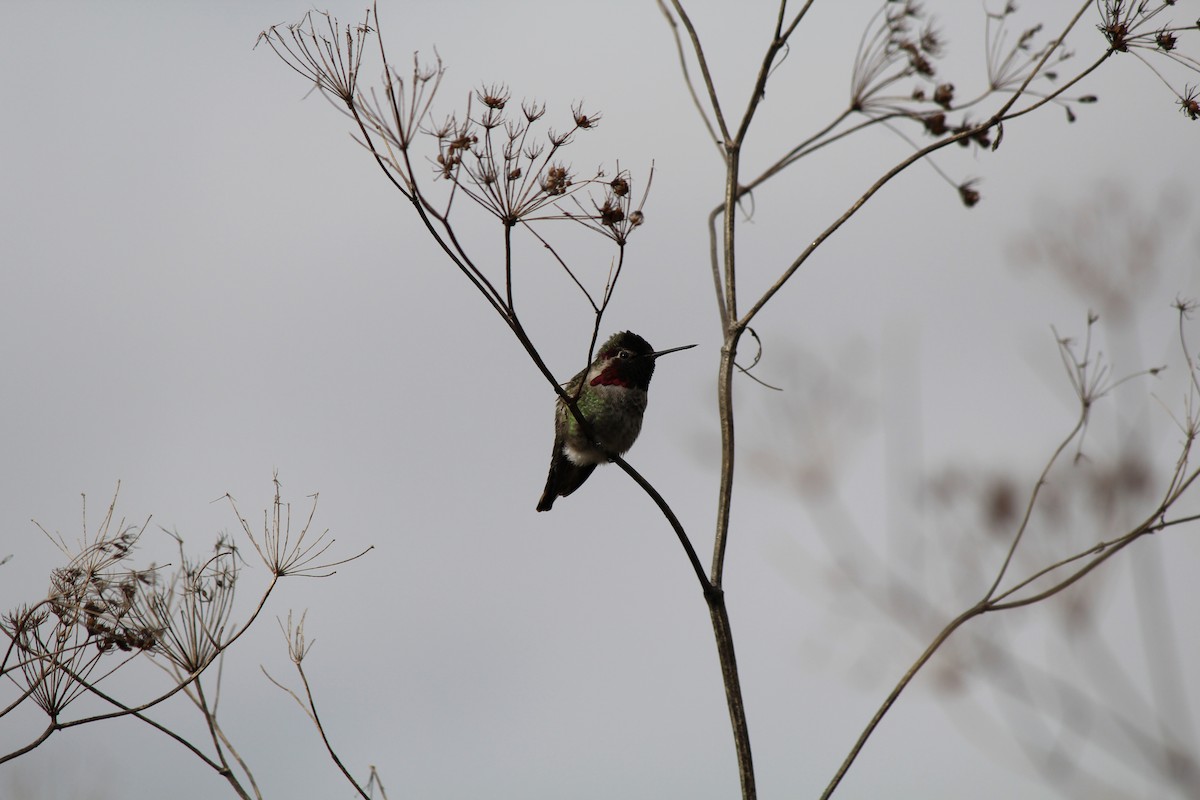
<box><xmin>536</xmin><ymin>331</ymin><xmax>696</xmax><ymax>512</ymax></box>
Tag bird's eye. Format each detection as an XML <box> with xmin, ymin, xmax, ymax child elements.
<box><xmin>618</xmin><ymin>350</ymin><xmax>631</xmax><ymax>359</ymax></box>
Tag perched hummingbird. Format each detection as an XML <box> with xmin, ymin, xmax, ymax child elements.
<box><xmin>536</xmin><ymin>331</ymin><xmax>696</xmax><ymax>512</ymax></box>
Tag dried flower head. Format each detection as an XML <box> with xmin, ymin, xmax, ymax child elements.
<box><xmin>850</xmin><ymin>2</ymin><xmax>949</xmax><ymax>114</ymax></box>
<box><xmin>901</xmin><ymin>42</ymin><xmax>935</xmax><ymax>77</ymax></box>
<box><xmin>984</xmin><ymin>7</ymin><xmax>1069</xmax><ymax>96</ymax></box>
<box><xmin>425</xmin><ymin>90</ymin><xmax>613</xmax><ymax>225</ymax></box>
<box><xmin>560</xmin><ymin>165</ymin><xmax>653</xmax><ymax>245</ymax></box>
<box><xmin>958</xmin><ymin>180</ymin><xmax>981</xmax><ymax>208</ymax></box>
<box><xmin>933</xmin><ymin>82</ymin><xmax>955</xmax><ymax>108</ymax></box>
<box><xmin>256</xmin><ymin>9</ymin><xmax>379</xmax><ymax>105</ymax></box>
<box><xmin>598</xmin><ymin>198</ymin><xmax>625</xmax><ymax>227</ymax></box>
<box><xmin>279</xmin><ymin>609</ymin><xmax>314</xmax><ymax>665</ymax></box>
<box><xmin>541</xmin><ymin>164</ymin><xmax>572</xmax><ymax>196</ymax></box>
<box><xmin>1085</xmin><ymin>2</ymin><xmax>1200</xmax><ymax>126</ymax></box>
<box><xmin>228</xmin><ymin>475</ymin><xmax>367</xmax><ymax>579</ymax></box>
<box><xmin>522</xmin><ymin>99</ymin><xmax>546</xmax><ymax>122</ymax></box>
<box><xmin>952</xmin><ymin>118</ymin><xmax>992</xmax><ymax>149</ymax></box>
<box><xmin>2</xmin><ymin>604</ymin><xmax>100</xmax><ymax>716</ymax></box>
<box><xmin>1103</xmin><ymin>19</ymin><xmax>1131</xmax><ymax>51</ymax></box>
<box><xmin>134</xmin><ymin>536</ymin><xmax>238</xmax><ymax>672</ymax></box>
<box><xmin>572</xmin><ymin>102</ymin><xmax>600</xmax><ymax>130</ymax></box>
<box><xmin>923</xmin><ymin>112</ymin><xmax>948</xmax><ymax>135</ymax></box>
<box><xmin>1181</xmin><ymin>85</ymin><xmax>1200</xmax><ymax>120</ymax></box>
<box><xmin>547</xmin><ymin>127</ymin><xmax>574</xmax><ymax>147</ymax></box>
<box><xmin>477</xmin><ymin>84</ymin><xmax>510</xmax><ymax>110</ymax></box>
<box><xmin>1</xmin><ymin>491</ymin><xmax>168</xmax><ymax>717</ymax></box>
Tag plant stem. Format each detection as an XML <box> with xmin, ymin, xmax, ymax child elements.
<box><xmin>706</xmin><ymin>587</ymin><xmax>755</xmax><ymax>800</ymax></box>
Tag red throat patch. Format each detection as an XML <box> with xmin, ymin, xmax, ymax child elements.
<box><xmin>590</xmin><ymin>365</ymin><xmax>630</xmax><ymax>387</ymax></box>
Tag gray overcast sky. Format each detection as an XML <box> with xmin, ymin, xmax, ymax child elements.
<box><xmin>3</xmin><ymin>1</ymin><xmax>1200</xmax><ymax>798</ymax></box>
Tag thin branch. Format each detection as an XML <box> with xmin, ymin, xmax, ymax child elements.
<box><xmin>983</xmin><ymin>410</ymin><xmax>1088</xmax><ymax>601</ymax></box>
<box><xmin>667</xmin><ymin>0</ymin><xmax>732</xmax><ymax>145</ymax></box>
<box><xmin>519</xmin><ymin>222</ymin><xmax>598</xmax><ymax>312</ymax></box>
<box><xmin>608</xmin><ymin>454</ymin><xmax>708</xmax><ymax>589</ymax></box>
<box><xmin>297</xmin><ymin>662</ymin><xmax>372</xmax><ymax>800</ymax></box>
<box><xmin>732</xmin><ymin>0</ymin><xmax>817</xmax><ymax>146</ymax></box>
<box><xmin>656</xmin><ymin>0</ymin><xmax>723</xmax><ymax>152</ymax></box>
<box><xmin>0</xmin><ymin>720</ymin><xmax>56</xmax><ymax>766</ymax></box>
<box><xmin>195</xmin><ymin>678</ymin><xmax>253</xmax><ymax>800</ymax></box>
<box><xmin>711</xmin><ymin>342</ymin><xmax>738</xmax><ymax>588</ymax></box>
<box><xmin>820</xmin><ymin>604</ymin><xmax>982</xmax><ymax>800</ymax></box>
<box><xmin>707</xmin><ymin>589</ymin><xmax>755</xmax><ymax>800</ymax></box>
<box><xmin>706</xmin><ymin>205</ymin><xmax>729</xmax><ymax>331</ymax></box>
<box><xmin>739</xmin><ymin>1</ymin><xmax>1103</xmax><ymax>333</ymax></box>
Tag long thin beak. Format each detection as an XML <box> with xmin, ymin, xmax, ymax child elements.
<box><xmin>647</xmin><ymin>343</ymin><xmax>697</xmax><ymax>359</ymax></box>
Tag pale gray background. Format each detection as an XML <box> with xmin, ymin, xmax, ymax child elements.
<box><xmin>3</xmin><ymin>1</ymin><xmax>1199</xmax><ymax>798</ymax></box>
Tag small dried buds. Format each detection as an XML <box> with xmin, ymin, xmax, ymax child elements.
<box><xmin>1096</xmin><ymin>1</ymin><xmax>1200</xmax><ymax>119</ymax></box>
<box><xmin>1</xmin><ymin>503</ymin><xmax>164</xmax><ymax>718</ymax></box>
<box><xmin>851</xmin><ymin>1</ymin><xmax>948</xmax><ymax>113</ymax></box>
<box><xmin>478</xmin><ymin>84</ymin><xmax>509</xmax><ymax>110</ymax></box>
<box><xmin>933</xmin><ymin>82</ymin><xmax>955</xmax><ymax>108</ymax></box>
<box><xmin>1097</xmin><ymin>0</ymin><xmax>1155</xmax><ymax>52</ymax></box>
<box><xmin>953</xmin><ymin>117</ymin><xmax>993</xmax><ymax>149</ymax></box>
<box><xmin>598</xmin><ymin>198</ymin><xmax>625</xmax><ymax>227</ymax></box>
<box><xmin>958</xmin><ymin>180</ymin><xmax>982</xmax><ymax>208</ymax></box>
<box><xmin>43</xmin><ymin>525</ymin><xmax>161</xmax><ymax>656</ymax></box>
<box><xmin>434</xmin><ymin>116</ymin><xmax>478</xmax><ymax>179</ymax></box>
<box><xmin>541</xmin><ymin>163</ymin><xmax>572</xmax><ymax>196</ymax></box>
<box><xmin>1181</xmin><ymin>85</ymin><xmax>1200</xmax><ymax>119</ymax></box>
<box><xmin>563</xmin><ymin>166</ymin><xmax>654</xmax><ymax>245</ymax></box>
<box><xmin>432</xmin><ymin>88</ymin><xmax>606</xmax><ymax>224</ymax></box>
<box><xmin>849</xmin><ymin>1</ymin><xmax>1040</xmax><ymax>155</ymax></box>
<box><xmin>572</xmin><ymin>102</ymin><xmax>601</xmax><ymax>130</ymax></box>
<box><xmin>922</xmin><ymin>111</ymin><xmax>949</xmax><ymax>135</ymax></box>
